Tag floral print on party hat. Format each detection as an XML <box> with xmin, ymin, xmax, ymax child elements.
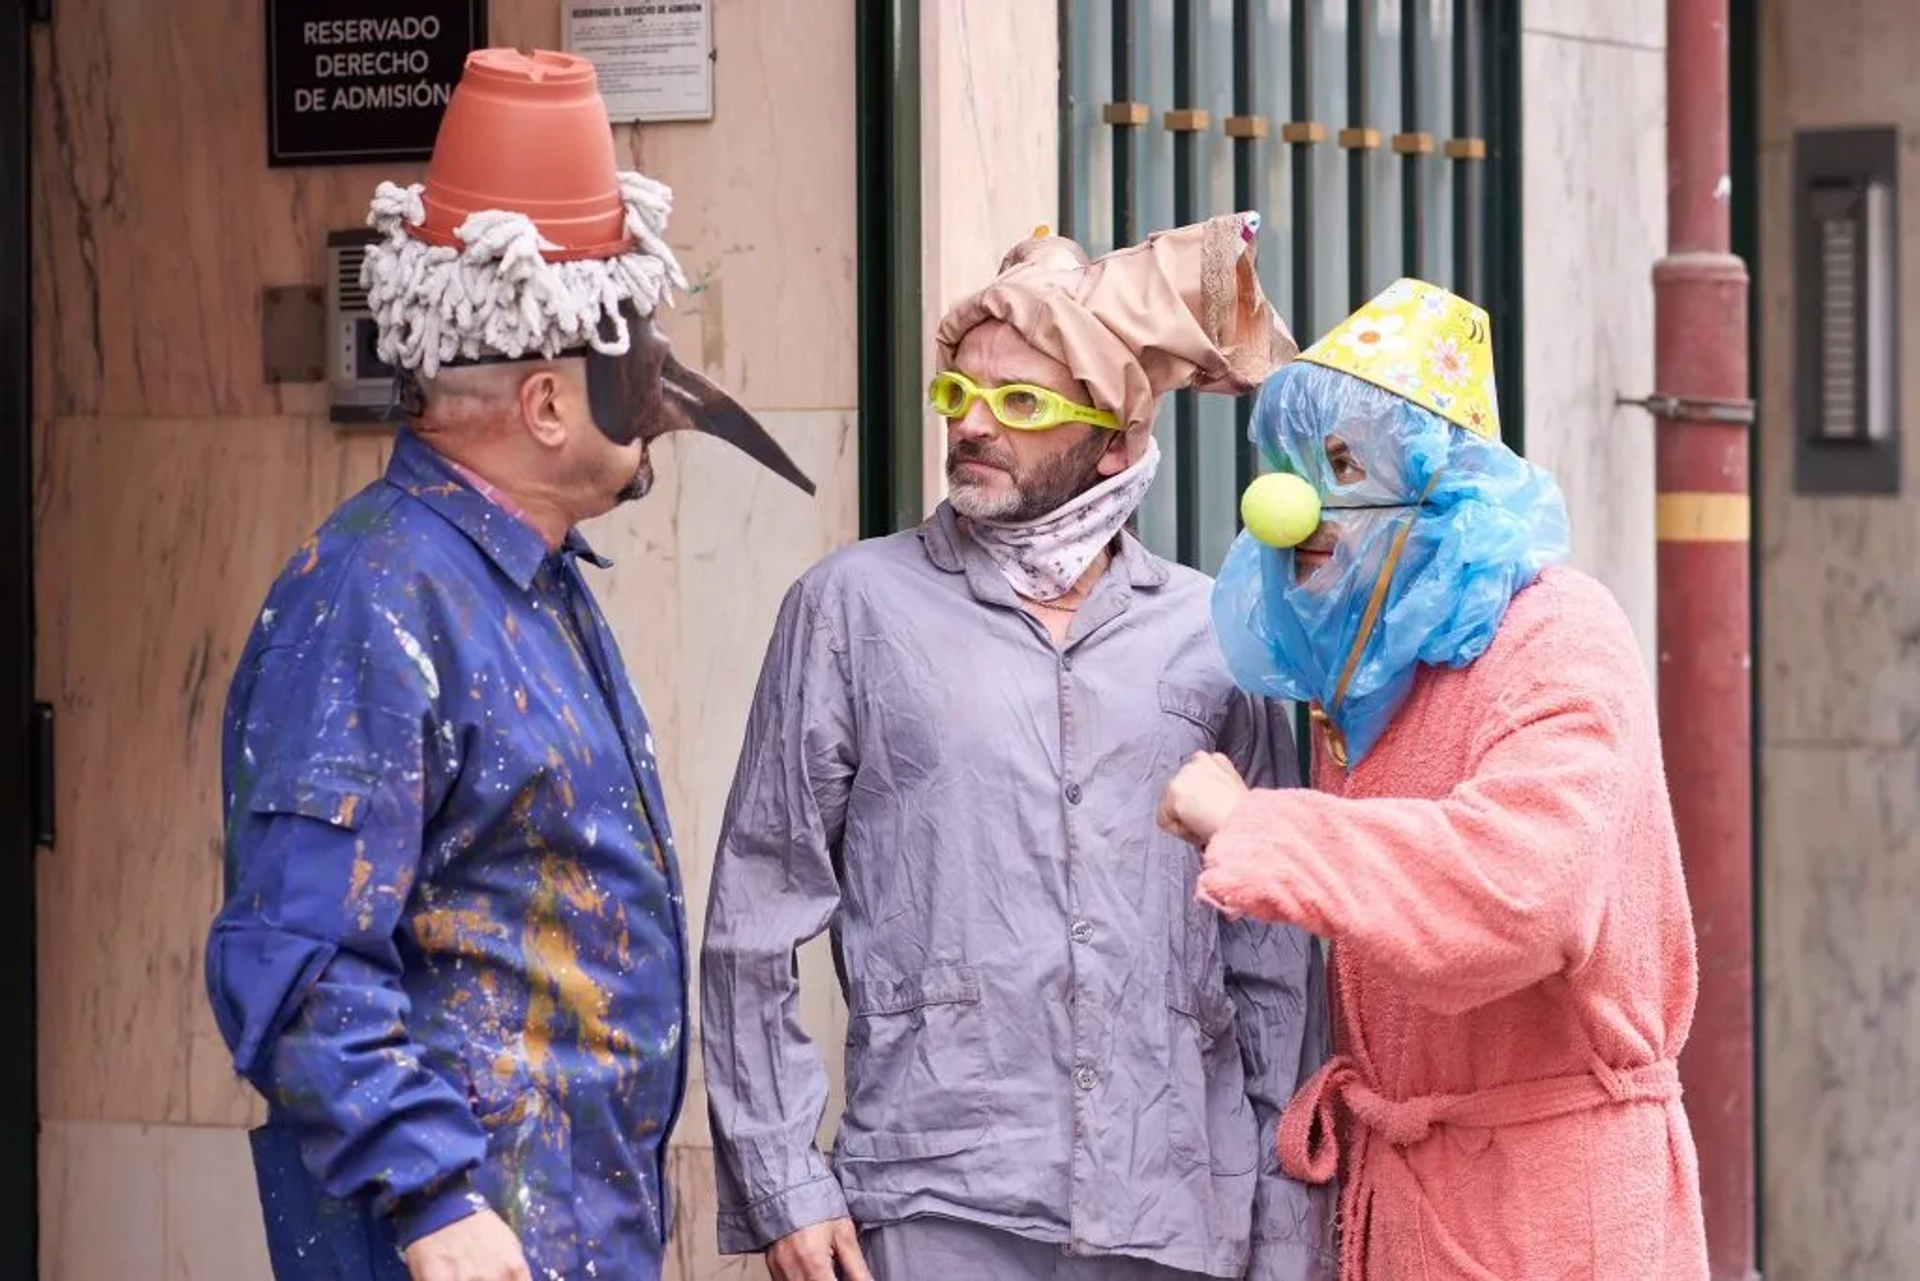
<box><xmin>1295</xmin><ymin>278</ymin><xmax>1502</xmax><ymax>441</ymax></box>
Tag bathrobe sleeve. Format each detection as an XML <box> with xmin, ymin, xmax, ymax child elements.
<box><xmin>1200</xmin><ymin>612</ymin><xmax>1630</xmax><ymax>1018</ymax></box>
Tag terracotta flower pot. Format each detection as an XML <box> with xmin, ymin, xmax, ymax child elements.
<box><xmin>409</xmin><ymin>47</ymin><xmax>633</xmax><ymax>260</ymax></box>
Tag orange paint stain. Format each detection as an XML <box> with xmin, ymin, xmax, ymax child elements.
<box><xmin>545</xmin><ymin>747</ymin><xmax>576</xmax><ymax>810</ymax></box>
<box><xmin>514</xmin><ymin>688</ymin><xmax>528</xmax><ymax>713</ymax></box>
<box><xmin>505</xmin><ymin>785</ymin><xmax>556</xmax><ymax>856</ymax></box>
<box><xmin>294</xmin><ymin>537</ymin><xmax>321</xmax><ymax>576</ymax></box>
<box><xmin>347</xmin><ymin>842</ymin><xmax>376</xmax><ymax>929</ymax></box>
<box><xmin>413</xmin><ymin>906</ymin><xmax>509</xmax><ymax>958</ymax></box>
<box><xmin>540</xmin><ymin>854</ymin><xmax>606</xmax><ymax>916</ymax></box>
<box><xmin>520</xmin><ymin>860</ymin><xmax>618</xmax><ymax>1074</ymax></box>
<box><xmin>491</xmin><ymin>1047</ymin><xmax>527</xmax><ymax>1093</ymax></box>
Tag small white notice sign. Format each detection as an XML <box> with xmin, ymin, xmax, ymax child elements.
<box><xmin>563</xmin><ymin>1</ymin><xmax>714</xmax><ymax>124</ymax></box>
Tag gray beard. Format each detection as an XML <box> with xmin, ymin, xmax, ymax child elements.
<box><xmin>947</xmin><ymin>432</ymin><xmax>1109</xmax><ymax>524</ymax></box>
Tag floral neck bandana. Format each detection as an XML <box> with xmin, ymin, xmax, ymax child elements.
<box><xmin>965</xmin><ymin>439</ymin><xmax>1163</xmax><ymax>601</ymax></box>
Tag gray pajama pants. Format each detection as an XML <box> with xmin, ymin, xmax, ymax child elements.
<box><xmin>859</xmin><ymin>1216</ymin><xmax>1214</xmax><ymax>1280</ymax></box>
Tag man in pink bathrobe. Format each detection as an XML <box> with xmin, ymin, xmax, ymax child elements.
<box><xmin>1157</xmin><ymin>280</ymin><xmax>1710</xmax><ymax>1279</ymax></box>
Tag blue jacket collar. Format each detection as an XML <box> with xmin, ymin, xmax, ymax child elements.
<box><xmin>385</xmin><ymin>431</ymin><xmax>610</xmax><ymax>591</ymax></box>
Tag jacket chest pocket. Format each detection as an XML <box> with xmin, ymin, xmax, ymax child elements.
<box><xmin>835</xmin><ymin>963</ymin><xmax>993</xmax><ymax>1164</ymax></box>
<box><xmin>1152</xmin><ymin>679</ymin><xmax>1228</xmax><ymax>778</ymax></box>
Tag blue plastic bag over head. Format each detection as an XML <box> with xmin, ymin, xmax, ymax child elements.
<box><xmin>1210</xmin><ymin>360</ymin><xmax>1571</xmax><ymax>768</ymax></box>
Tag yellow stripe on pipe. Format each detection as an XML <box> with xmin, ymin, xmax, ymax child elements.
<box><xmin>1656</xmin><ymin>492</ymin><xmax>1750</xmax><ymax>543</ymax></box>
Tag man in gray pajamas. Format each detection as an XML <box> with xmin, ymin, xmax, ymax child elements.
<box><xmin>701</xmin><ymin>215</ymin><xmax>1335</xmax><ymax>1281</ymax></box>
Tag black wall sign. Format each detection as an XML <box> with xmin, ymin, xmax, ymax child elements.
<box><xmin>266</xmin><ymin>0</ymin><xmax>488</xmax><ymax>167</ymax></box>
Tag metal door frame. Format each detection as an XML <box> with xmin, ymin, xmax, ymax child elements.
<box><xmin>0</xmin><ymin>0</ymin><xmax>42</xmax><ymax>1268</ymax></box>
<box><xmin>853</xmin><ymin>0</ymin><xmax>924</xmax><ymax>538</ymax></box>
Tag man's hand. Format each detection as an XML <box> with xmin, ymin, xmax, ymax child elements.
<box><xmin>767</xmin><ymin>1216</ymin><xmax>873</xmax><ymax>1281</ymax></box>
<box><xmin>403</xmin><ymin>1209</ymin><xmax>531</xmax><ymax>1281</ymax></box>
<box><xmin>1157</xmin><ymin>750</ymin><xmax>1251</xmax><ymax>848</ymax></box>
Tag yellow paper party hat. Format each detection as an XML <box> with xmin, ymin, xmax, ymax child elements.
<box><xmin>1295</xmin><ymin>278</ymin><xmax>1500</xmax><ymax>440</ymax></box>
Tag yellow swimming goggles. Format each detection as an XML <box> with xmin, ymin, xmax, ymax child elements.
<box><xmin>927</xmin><ymin>370</ymin><xmax>1122</xmax><ymax>432</ymax></box>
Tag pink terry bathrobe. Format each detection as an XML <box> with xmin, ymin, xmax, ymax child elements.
<box><xmin>1198</xmin><ymin>567</ymin><xmax>1710</xmax><ymax>1280</ymax></box>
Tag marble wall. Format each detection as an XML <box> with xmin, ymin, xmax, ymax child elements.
<box><xmin>917</xmin><ymin>1</ymin><xmax>1061</xmax><ymax>511</ymax></box>
<box><xmin>1517</xmin><ymin>0</ymin><xmax>1666</xmax><ymax>674</ymax></box>
<box><xmin>1756</xmin><ymin>1</ymin><xmax>1920</xmax><ymax>1276</ymax></box>
<box><xmin>30</xmin><ymin>1</ymin><xmax>857</xmax><ymax>1277</ymax></box>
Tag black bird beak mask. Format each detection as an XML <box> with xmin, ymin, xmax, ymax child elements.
<box><xmin>584</xmin><ymin>305</ymin><xmax>814</xmax><ymax>495</ymax></box>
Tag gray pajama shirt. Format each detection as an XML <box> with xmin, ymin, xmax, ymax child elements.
<box><xmin>700</xmin><ymin>504</ymin><xmax>1335</xmax><ymax>1280</ymax></box>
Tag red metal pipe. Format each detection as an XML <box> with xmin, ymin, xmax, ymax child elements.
<box><xmin>1654</xmin><ymin>2</ymin><xmax>1756</xmax><ymax>1278</ymax></box>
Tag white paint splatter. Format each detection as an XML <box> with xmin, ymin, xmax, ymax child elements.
<box><xmin>381</xmin><ymin>610</ymin><xmax>441</xmax><ymax>699</ymax></box>
<box><xmin>1714</xmin><ymin>174</ymin><xmax>1732</xmax><ymax>201</ymax></box>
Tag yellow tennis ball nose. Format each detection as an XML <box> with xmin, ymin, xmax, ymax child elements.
<box><xmin>1239</xmin><ymin>472</ymin><xmax>1323</xmax><ymax>549</ymax></box>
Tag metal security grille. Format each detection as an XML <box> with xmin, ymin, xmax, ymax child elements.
<box><xmin>1059</xmin><ymin>0</ymin><xmax>1522</xmax><ymax>572</ymax></box>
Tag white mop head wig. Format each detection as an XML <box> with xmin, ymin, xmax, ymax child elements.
<box><xmin>360</xmin><ymin>170</ymin><xmax>687</xmax><ymax>378</ymax></box>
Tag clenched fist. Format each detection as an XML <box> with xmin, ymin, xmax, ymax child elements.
<box><xmin>1157</xmin><ymin>750</ymin><xmax>1250</xmax><ymax>848</ymax></box>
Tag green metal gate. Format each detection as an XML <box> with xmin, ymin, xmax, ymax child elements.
<box><xmin>1057</xmin><ymin>0</ymin><xmax>1523</xmax><ymax>572</ymax></box>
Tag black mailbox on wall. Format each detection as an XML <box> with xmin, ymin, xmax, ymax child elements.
<box><xmin>1792</xmin><ymin>126</ymin><xmax>1902</xmax><ymax>496</ymax></box>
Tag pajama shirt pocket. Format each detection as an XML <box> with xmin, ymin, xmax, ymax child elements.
<box><xmin>835</xmin><ymin>962</ymin><xmax>994</xmax><ymax>1163</ymax></box>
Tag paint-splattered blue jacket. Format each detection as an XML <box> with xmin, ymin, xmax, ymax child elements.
<box><xmin>206</xmin><ymin>431</ymin><xmax>687</xmax><ymax>1279</ymax></box>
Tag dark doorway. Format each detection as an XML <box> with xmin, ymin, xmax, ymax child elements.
<box><xmin>1</xmin><ymin>0</ymin><xmax>41</xmax><ymax>1271</ymax></box>
<box><xmin>1727</xmin><ymin>3</ymin><xmax>1762</xmax><ymax>1271</ymax></box>
<box><xmin>852</xmin><ymin>0</ymin><xmax>923</xmax><ymax>539</ymax></box>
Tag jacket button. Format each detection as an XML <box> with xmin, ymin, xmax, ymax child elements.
<box><xmin>1074</xmin><ymin>1065</ymin><xmax>1097</xmax><ymax>1090</ymax></box>
<box><xmin>1069</xmin><ymin>919</ymin><xmax>1094</xmax><ymax>944</ymax></box>
<box><xmin>1064</xmin><ymin>782</ymin><xmax>1083</xmax><ymax>804</ymax></box>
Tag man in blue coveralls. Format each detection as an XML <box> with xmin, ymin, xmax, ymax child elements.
<box><xmin>203</xmin><ymin>49</ymin><xmax>813</xmax><ymax>1281</ymax></box>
